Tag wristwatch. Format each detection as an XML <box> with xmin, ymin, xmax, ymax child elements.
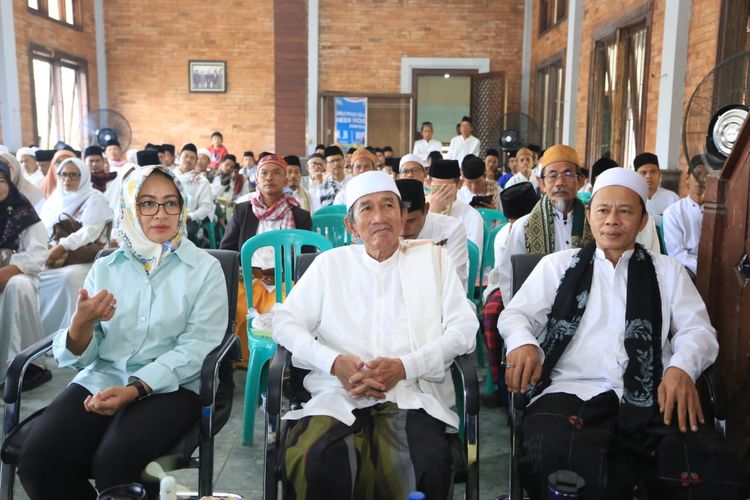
<box><xmin>127</xmin><ymin>379</ymin><xmax>151</xmax><ymax>401</ymax></box>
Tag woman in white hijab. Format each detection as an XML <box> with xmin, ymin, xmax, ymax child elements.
<box><xmin>38</xmin><ymin>157</ymin><xmax>113</xmax><ymax>336</ymax></box>
<box><xmin>18</xmin><ymin>165</ymin><xmax>227</xmax><ymax>499</ymax></box>
<box><xmin>0</xmin><ymin>152</ymin><xmax>45</xmax><ymax>214</ymax></box>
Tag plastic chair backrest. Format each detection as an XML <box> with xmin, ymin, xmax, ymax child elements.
<box><xmin>577</xmin><ymin>191</ymin><xmax>592</xmax><ymax>206</ymax></box>
<box><xmin>314</xmin><ymin>204</ymin><xmax>347</xmax><ymax>216</ymax></box>
<box><xmin>467</xmin><ymin>240</ymin><xmax>480</xmax><ymax>299</ymax></box>
<box><xmin>240</xmin><ymin>229</ymin><xmax>333</xmax><ymax>305</ymax></box>
<box><xmin>312</xmin><ymin>213</ymin><xmax>351</xmax><ymax>247</ymax></box>
<box><xmin>483</xmin><ymin>222</ymin><xmax>507</xmax><ymax>271</ymax></box>
<box><xmin>658</xmin><ymin>219</ymin><xmax>668</xmax><ymax>255</ymax></box>
<box><xmin>476</xmin><ymin>208</ymin><xmax>508</xmax><ymax>231</ymax></box>
<box><xmin>510</xmin><ymin>253</ymin><xmax>544</xmax><ymax>295</ymax></box>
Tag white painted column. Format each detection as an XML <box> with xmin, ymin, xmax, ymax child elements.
<box><xmin>561</xmin><ymin>0</ymin><xmax>583</xmax><ymax>147</ymax></box>
<box><xmin>306</xmin><ymin>0</ymin><xmax>319</xmax><ymax>155</ymax></box>
<box><xmin>0</xmin><ymin>0</ymin><xmax>22</xmax><ymax>150</ymax></box>
<box><xmin>94</xmin><ymin>0</ymin><xmax>107</xmax><ymax>109</ymax></box>
<box><xmin>520</xmin><ymin>0</ymin><xmax>533</xmax><ymax>115</ymax></box>
<box><xmin>655</xmin><ymin>0</ymin><xmax>692</xmax><ymax>170</ymax></box>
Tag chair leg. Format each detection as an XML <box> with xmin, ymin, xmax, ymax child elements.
<box><xmin>242</xmin><ymin>349</ymin><xmax>271</xmax><ymax>446</ymax></box>
<box><xmin>0</xmin><ymin>461</ymin><xmax>16</xmax><ymax>500</ymax></box>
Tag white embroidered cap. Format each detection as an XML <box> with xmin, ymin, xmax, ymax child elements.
<box><xmin>399</xmin><ymin>153</ymin><xmax>426</xmax><ymax>169</ymax></box>
<box><xmin>591</xmin><ymin>167</ymin><xmax>648</xmax><ymax>206</ymax></box>
<box><xmin>15</xmin><ymin>146</ymin><xmax>37</xmax><ymax>161</ymax></box>
<box><xmin>345</xmin><ymin>170</ymin><xmax>401</xmax><ymax>210</ymax></box>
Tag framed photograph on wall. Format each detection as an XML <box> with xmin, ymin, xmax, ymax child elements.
<box><xmin>189</xmin><ymin>60</ymin><xmax>227</xmax><ymax>93</ymax></box>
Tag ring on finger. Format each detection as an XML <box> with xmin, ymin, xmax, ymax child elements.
<box><xmin>505</xmin><ymin>363</ymin><xmax>514</xmax><ymax>369</ymax></box>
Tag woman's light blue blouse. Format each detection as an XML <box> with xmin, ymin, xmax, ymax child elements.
<box><xmin>52</xmin><ymin>240</ymin><xmax>229</xmax><ymax>395</ymax></box>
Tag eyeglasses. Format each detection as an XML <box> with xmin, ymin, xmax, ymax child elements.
<box><xmin>400</xmin><ymin>167</ymin><xmax>424</xmax><ymax>176</ymax></box>
<box><xmin>58</xmin><ymin>172</ymin><xmax>81</xmax><ymax>179</ymax></box>
<box><xmin>136</xmin><ymin>200</ymin><xmax>181</xmax><ymax>216</ymax></box>
<box><xmin>543</xmin><ymin>171</ymin><xmax>577</xmax><ymax>182</ymax></box>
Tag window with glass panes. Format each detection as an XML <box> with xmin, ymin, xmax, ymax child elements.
<box><xmin>535</xmin><ymin>59</ymin><xmax>564</xmax><ymax>149</ymax></box>
<box><xmin>27</xmin><ymin>0</ymin><xmax>79</xmax><ymax>27</ymax></box>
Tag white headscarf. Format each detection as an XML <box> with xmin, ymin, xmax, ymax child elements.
<box><xmin>39</xmin><ymin>157</ymin><xmax>113</xmax><ymax>232</ymax></box>
<box><xmin>115</xmin><ymin>165</ymin><xmax>187</xmax><ymax>275</ymax></box>
<box><xmin>0</xmin><ymin>152</ymin><xmax>45</xmax><ymax>212</ymax></box>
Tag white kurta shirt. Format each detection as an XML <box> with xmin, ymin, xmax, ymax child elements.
<box><xmin>497</xmin><ymin>248</ymin><xmax>718</xmax><ymax>403</ymax></box>
<box><xmin>483</xmin><ymin>222</ymin><xmax>512</xmax><ymax>300</ymax></box>
<box><xmin>446</xmin><ymin>135</ymin><xmax>481</xmax><ymax>164</ymax></box>
<box><xmin>646</xmin><ymin>187</ymin><xmax>680</xmax><ymax>226</ymax></box>
<box><xmin>448</xmin><ymin>200</ymin><xmax>484</xmax><ymax>263</ymax></box>
<box><xmin>417</xmin><ymin>212</ymin><xmax>469</xmax><ymax>291</ymax></box>
<box><xmin>174</xmin><ymin>170</ymin><xmax>215</xmax><ymax>222</ymax></box>
<box><xmin>23</xmin><ymin>169</ymin><xmax>44</xmax><ymax>189</ymax></box>
<box><xmin>272</xmin><ymin>244</ymin><xmax>478</xmax><ymax>428</ymax></box>
<box><xmin>413</xmin><ymin>139</ymin><xmax>443</xmax><ymax>162</ymax></box>
<box><xmin>662</xmin><ymin>196</ymin><xmax>702</xmax><ymax>275</ymax></box>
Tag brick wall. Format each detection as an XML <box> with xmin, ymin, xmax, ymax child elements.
<box><xmin>318</xmin><ymin>0</ymin><xmax>525</xmax><ymax>113</ymax></box>
<box><xmin>13</xmin><ymin>0</ymin><xmax>99</xmax><ymax>146</ymax></box>
<box><xmin>104</xmin><ymin>0</ymin><xmax>275</xmax><ymax>155</ymax></box>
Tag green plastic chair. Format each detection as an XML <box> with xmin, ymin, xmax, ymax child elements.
<box><xmin>476</xmin><ymin>209</ymin><xmax>508</xmax><ymax>274</ymax></box>
<box><xmin>659</xmin><ymin>219</ymin><xmax>668</xmax><ymax>255</ymax></box>
<box><xmin>202</xmin><ymin>220</ymin><xmax>224</xmax><ymax>249</ymax></box>
<box><xmin>312</xmin><ymin>213</ymin><xmax>351</xmax><ymax>247</ymax></box>
<box><xmin>577</xmin><ymin>191</ymin><xmax>592</xmax><ymax>206</ymax></box>
<box><xmin>476</xmin><ymin>208</ymin><xmax>508</xmax><ymax>232</ymax></box>
<box><xmin>314</xmin><ymin>203</ymin><xmax>347</xmax><ymax>216</ymax></box>
<box><xmin>467</xmin><ymin>240</ymin><xmax>486</xmax><ymax>374</ymax></box>
<box><xmin>240</xmin><ymin>229</ymin><xmax>333</xmax><ymax>445</ymax></box>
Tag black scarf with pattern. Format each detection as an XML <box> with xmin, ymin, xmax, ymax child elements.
<box><xmin>530</xmin><ymin>242</ymin><xmax>663</xmax><ymax>430</ymax></box>
<box><xmin>0</xmin><ymin>163</ymin><xmax>41</xmax><ymax>251</ymax></box>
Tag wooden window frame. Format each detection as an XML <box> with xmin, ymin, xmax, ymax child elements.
<box><xmin>28</xmin><ymin>44</ymin><xmax>89</xmax><ymax>148</ymax></box>
<box><xmin>27</xmin><ymin>0</ymin><xmax>82</xmax><ymax>30</ymax></box>
<box><xmin>539</xmin><ymin>0</ymin><xmax>567</xmax><ymax>36</ymax></box>
<box><xmin>535</xmin><ymin>54</ymin><xmax>565</xmax><ymax>149</ymax></box>
<box><xmin>585</xmin><ymin>2</ymin><xmax>652</xmax><ymax>168</ymax></box>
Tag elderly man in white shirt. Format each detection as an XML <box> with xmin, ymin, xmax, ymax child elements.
<box><xmin>397</xmin><ymin>178</ymin><xmax>469</xmax><ymax>291</ymax></box>
<box><xmin>662</xmin><ymin>162</ymin><xmax>709</xmax><ymax>278</ymax></box>
<box><xmin>16</xmin><ymin>147</ymin><xmax>44</xmax><ymax>187</ymax></box>
<box><xmin>446</xmin><ymin>116</ymin><xmax>481</xmax><ymax>164</ymax></box>
<box><xmin>497</xmin><ymin>167</ymin><xmax>738</xmax><ymax>499</ymax></box>
<box><xmin>634</xmin><ymin>152</ymin><xmax>680</xmax><ymax>226</ymax></box>
<box><xmin>412</xmin><ymin>121</ymin><xmax>443</xmax><ymax>162</ymax></box>
<box><xmin>273</xmin><ymin>171</ymin><xmax>477</xmax><ymax>500</ymax></box>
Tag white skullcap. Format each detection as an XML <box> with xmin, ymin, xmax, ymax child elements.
<box><xmin>16</xmin><ymin>146</ymin><xmax>37</xmax><ymax>161</ymax></box>
<box><xmin>399</xmin><ymin>153</ymin><xmax>425</xmax><ymax>169</ymax></box>
<box><xmin>197</xmin><ymin>147</ymin><xmax>211</xmax><ymax>157</ymax></box>
<box><xmin>0</xmin><ymin>145</ymin><xmax>9</xmax><ymax>154</ymax></box>
<box><xmin>345</xmin><ymin>170</ymin><xmax>401</xmax><ymax>210</ymax></box>
<box><xmin>591</xmin><ymin>167</ymin><xmax>648</xmax><ymax>206</ymax></box>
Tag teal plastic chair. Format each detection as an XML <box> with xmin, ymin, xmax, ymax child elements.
<box><xmin>467</xmin><ymin>240</ymin><xmax>486</xmax><ymax>374</ymax></box>
<box><xmin>577</xmin><ymin>191</ymin><xmax>592</xmax><ymax>206</ymax></box>
<box><xmin>202</xmin><ymin>220</ymin><xmax>224</xmax><ymax>249</ymax></box>
<box><xmin>312</xmin><ymin>213</ymin><xmax>351</xmax><ymax>247</ymax></box>
<box><xmin>240</xmin><ymin>229</ymin><xmax>333</xmax><ymax>445</ymax></box>
<box><xmin>314</xmin><ymin>203</ymin><xmax>347</xmax><ymax>215</ymax></box>
<box><xmin>658</xmin><ymin>219</ymin><xmax>668</xmax><ymax>255</ymax></box>
<box><xmin>476</xmin><ymin>209</ymin><xmax>508</xmax><ymax>288</ymax></box>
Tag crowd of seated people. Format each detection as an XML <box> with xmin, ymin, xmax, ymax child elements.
<box><xmin>0</xmin><ymin>112</ymin><xmax>746</xmax><ymax>499</ymax></box>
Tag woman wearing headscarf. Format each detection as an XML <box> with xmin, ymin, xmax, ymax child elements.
<box><xmin>38</xmin><ymin>158</ymin><xmax>113</xmax><ymax>336</ymax></box>
<box><xmin>39</xmin><ymin>148</ymin><xmax>76</xmax><ymax>198</ymax></box>
<box><xmin>18</xmin><ymin>165</ymin><xmax>228</xmax><ymax>499</ymax></box>
<box><xmin>0</xmin><ymin>152</ymin><xmax>45</xmax><ymax>214</ymax></box>
<box><xmin>0</xmin><ymin>157</ymin><xmax>50</xmax><ymax>389</ymax></box>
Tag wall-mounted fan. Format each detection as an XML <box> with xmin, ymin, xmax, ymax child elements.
<box><xmin>683</xmin><ymin>50</ymin><xmax>750</xmax><ymax>170</ymax></box>
<box><xmin>497</xmin><ymin>112</ymin><xmax>542</xmax><ymax>152</ymax></box>
<box><xmin>79</xmin><ymin>109</ymin><xmax>132</xmax><ymax>151</ymax></box>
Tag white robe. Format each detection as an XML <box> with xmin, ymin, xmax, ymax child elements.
<box><xmin>174</xmin><ymin>170</ymin><xmax>215</xmax><ymax>222</ymax></box>
<box><xmin>646</xmin><ymin>187</ymin><xmax>680</xmax><ymax>226</ymax></box>
<box><xmin>272</xmin><ymin>243</ymin><xmax>478</xmax><ymax>428</ymax></box>
<box><xmin>417</xmin><ymin>212</ymin><xmax>469</xmax><ymax>291</ymax></box>
<box><xmin>662</xmin><ymin>196</ymin><xmax>702</xmax><ymax>275</ymax></box>
<box><xmin>413</xmin><ymin>139</ymin><xmax>443</xmax><ymax>162</ymax></box>
<box><xmin>497</xmin><ymin>247</ymin><xmax>718</xmax><ymax>403</ymax></box>
<box><xmin>0</xmin><ymin>222</ymin><xmax>48</xmax><ymax>378</ymax></box>
<box><xmin>448</xmin><ymin>200</ymin><xmax>484</xmax><ymax>264</ymax></box>
<box><xmin>446</xmin><ymin>135</ymin><xmax>481</xmax><ymax>164</ymax></box>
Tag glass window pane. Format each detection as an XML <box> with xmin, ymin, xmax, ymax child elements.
<box><xmin>48</xmin><ymin>0</ymin><xmax>61</xmax><ymax>20</ymax></box>
<box><xmin>65</xmin><ymin>0</ymin><xmax>75</xmax><ymax>24</ymax></box>
<box><xmin>27</xmin><ymin>0</ymin><xmax>39</xmax><ymax>9</ymax></box>
<box><xmin>60</xmin><ymin>66</ymin><xmax>80</xmax><ymax>146</ymax></box>
<box><xmin>32</xmin><ymin>58</ymin><xmax>53</xmax><ymax>148</ymax></box>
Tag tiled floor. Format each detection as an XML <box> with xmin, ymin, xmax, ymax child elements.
<box><xmin>3</xmin><ymin>360</ymin><xmax>511</xmax><ymax>499</ymax></box>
